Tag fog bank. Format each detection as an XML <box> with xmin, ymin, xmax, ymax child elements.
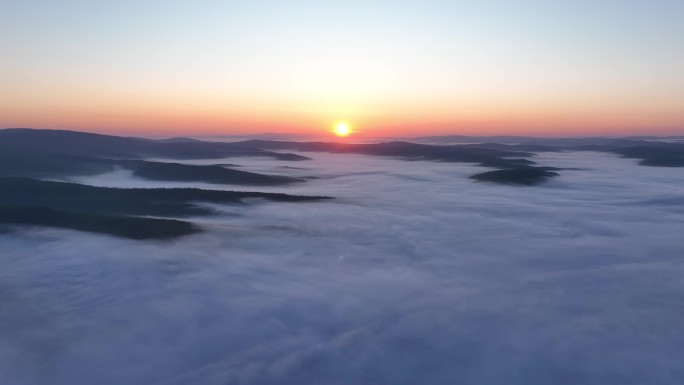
<box><xmin>2</xmin><ymin>152</ymin><xmax>684</xmax><ymax>384</ymax></box>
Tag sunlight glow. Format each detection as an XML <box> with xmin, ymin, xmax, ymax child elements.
<box><xmin>333</xmin><ymin>121</ymin><xmax>351</xmax><ymax>137</ymax></box>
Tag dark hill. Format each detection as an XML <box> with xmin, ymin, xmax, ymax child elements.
<box><xmin>430</xmin><ymin>136</ymin><xmax>684</xmax><ymax>169</ymax></box>
<box><xmin>0</xmin><ymin>152</ymin><xmax>304</xmax><ymax>186</ymax></box>
<box><xmin>0</xmin><ymin>128</ymin><xmax>151</xmax><ymax>157</ymax></box>
<box><xmin>0</xmin><ymin>206</ymin><xmax>199</xmax><ymax>240</ymax></box>
<box><xmin>238</xmin><ymin>140</ymin><xmax>535</xmax><ymax>168</ymax></box>
<box><xmin>0</xmin><ymin>178</ymin><xmax>331</xmax><ymax>239</ymax></box>
<box><xmin>0</xmin><ymin>152</ymin><xmax>116</xmax><ymax>178</ymax></box>
<box><xmin>615</xmin><ymin>146</ymin><xmax>684</xmax><ymax>167</ymax></box>
<box><xmin>156</xmin><ymin>137</ymin><xmax>203</xmax><ymax>143</ymax></box>
<box><xmin>0</xmin><ymin>177</ymin><xmax>331</xmax><ymax>217</ymax></box>
<box><xmin>441</xmin><ymin>136</ymin><xmax>684</xmax><ymax>168</ymax></box>
<box><xmin>0</xmin><ymin>128</ymin><xmax>309</xmax><ymax>161</ymax></box>
<box><xmin>470</xmin><ymin>168</ymin><xmax>559</xmax><ymax>186</ymax></box>
<box><xmin>122</xmin><ymin>161</ymin><xmax>304</xmax><ymax>185</ymax></box>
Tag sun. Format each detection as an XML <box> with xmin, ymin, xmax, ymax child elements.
<box><xmin>333</xmin><ymin>121</ymin><xmax>351</xmax><ymax>137</ymax></box>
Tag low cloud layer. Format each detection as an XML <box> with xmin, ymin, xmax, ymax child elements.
<box><xmin>2</xmin><ymin>151</ymin><xmax>684</xmax><ymax>384</ymax></box>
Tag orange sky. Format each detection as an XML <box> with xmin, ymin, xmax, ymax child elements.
<box><xmin>2</xmin><ymin>1</ymin><xmax>683</xmax><ymax>138</ymax></box>
<box><xmin>2</xmin><ymin>90</ymin><xmax>681</xmax><ymax>138</ymax></box>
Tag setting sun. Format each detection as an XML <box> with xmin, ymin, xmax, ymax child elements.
<box><xmin>333</xmin><ymin>121</ymin><xmax>351</xmax><ymax>137</ymax></box>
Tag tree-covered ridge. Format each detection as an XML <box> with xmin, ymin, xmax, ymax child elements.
<box><xmin>0</xmin><ymin>178</ymin><xmax>331</xmax><ymax>239</ymax></box>
<box><xmin>0</xmin><ymin>206</ymin><xmax>200</xmax><ymax>240</ymax></box>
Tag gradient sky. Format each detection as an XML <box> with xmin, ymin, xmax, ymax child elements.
<box><xmin>1</xmin><ymin>0</ymin><xmax>683</xmax><ymax>137</ymax></box>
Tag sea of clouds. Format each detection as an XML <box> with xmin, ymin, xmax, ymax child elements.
<box><xmin>2</xmin><ymin>151</ymin><xmax>684</xmax><ymax>385</ymax></box>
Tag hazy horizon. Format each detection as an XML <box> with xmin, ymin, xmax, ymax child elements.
<box><xmin>3</xmin><ymin>127</ymin><xmax>684</xmax><ymax>142</ymax></box>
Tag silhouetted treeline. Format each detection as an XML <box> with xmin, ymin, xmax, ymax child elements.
<box><xmin>128</xmin><ymin>161</ymin><xmax>303</xmax><ymax>185</ymax></box>
<box><xmin>0</xmin><ymin>178</ymin><xmax>331</xmax><ymax>239</ymax></box>
<box><xmin>0</xmin><ymin>206</ymin><xmax>199</xmax><ymax>239</ymax></box>
<box><xmin>238</xmin><ymin>140</ymin><xmax>536</xmax><ymax>168</ymax></box>
<box><xmin>0</xmin><ymin>152</ymin><xmax>304</xmax><ymax>185</ymax></box>
<box><xmin>470</xmin><ymin>168</ymin><xmax>559</xmax><ymax>185</ymax></box>
<box><xmin>0</xmin><ymin>128</ymin><xmax>309</xmax><ymax>160</ymax></box>
<box><xmin>0</xmin><ymin>178</ymin><xmax>331</xmax><ymax>217</ymax></box>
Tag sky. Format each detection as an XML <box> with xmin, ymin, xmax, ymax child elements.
<box><xmin>1</xmin><ymin>0</ymin><xmax>683</xmax><ymax>137</ymax></box>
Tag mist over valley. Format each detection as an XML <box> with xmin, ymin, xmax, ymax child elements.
<box><xmin>2</xmin><ymin>129</ymin><xmax>684</xmax><ymax>384</ymax></box>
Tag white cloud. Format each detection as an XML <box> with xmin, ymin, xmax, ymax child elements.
<box><xmin>2</xmin><ymin>151</ymin><xmax>684</xmax><ymax>384</ymax></box>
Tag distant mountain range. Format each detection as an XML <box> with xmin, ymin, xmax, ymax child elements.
<box><xmin>407</xmin><ymin>134</ymin><xmax>684</xmax><ymax>145</ymax></box>
<box><xmin>0</xmin><ymin>128</ymin><xmax>310</xmax><ymax>160</ymax></box>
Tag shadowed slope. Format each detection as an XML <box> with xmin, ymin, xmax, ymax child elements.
<box><xmin>125</xmin><ymin>161</ymin><xmax>303</xmax><ymax>185</ymax></box>
<box><xmin>0</xmin><ymin>153</ymin><xmax>304</xmax><ymax>186</ymax></box>
<box><xmin>0</xmin><ymin>178</ymin><xmax>331</xmax><ymax>239</ymax></box>
<box><xmin>0</xmin><ymin>206</ymin><xmax>200</xmax><ymax>240</ymax></box>
<box><xmin>0</xmin><ymin>178</ymin><xmax>331</xmax><ymax>217</ymax></box>
<box><xmin>0</xmin><ymin>128</ymin><xmax>309</xmax><ymax>160</ymax></box>
<box><xmin>238</xmin><ymin>140</ymin><xmax>536</xmax><ymax>168</ymax></box>
<box><xmin>470</xmin><ymin>168</ymin><xmax>559</xmax><ymax>186</ymax></box>
<box><xmin>614</xmin><ymin>146</ymin><xmax>684</xmax><ymax>167</ymax></box>
<box><xmin>428</xmin><ymin>136</ymin><xmax>684</xmax><ymax>168</ymax></box>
